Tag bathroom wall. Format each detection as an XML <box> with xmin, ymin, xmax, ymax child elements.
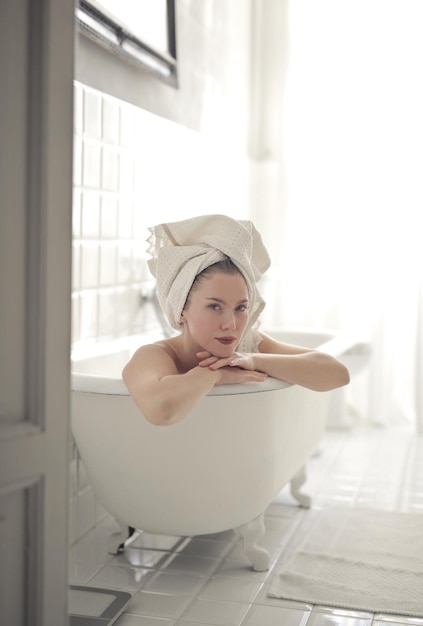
<box><xmin>72</xmin><ymin>0</ymin><xmax>292</xmax><ymax>347</ymax></box>
<box><xmin>70</xmin><ymin>83</ymin><xmax>253</xmax><ymax>542</ymax></box>
<box><xmin>71</xmin><ymin>82</ymin><xmax>251</xmax><ymax>347</ymax></box>
<box><xmin>76</xmin><ymin>0</ymin><xmax>252</xmax><ymax>149</ymax></box>
<box><xmin>72</xmin><ymin>0</ymin><xmax>260</xmax><ymax>347</ymax></box>
<box><xmin>70</xmin><ymin>0</ymin><xmax>256</xmax><ymax>544</ymax></box>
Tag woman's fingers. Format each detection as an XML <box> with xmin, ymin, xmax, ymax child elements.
<box><xmin>217</xmin><ymin>366</ymin><xmax>267</xmax><ymax>385</ymax></box>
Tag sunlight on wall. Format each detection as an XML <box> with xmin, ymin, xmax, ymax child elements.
<box><xmin>95</xmin><ymin>0</ymin><xmax>168</xmax><ymax>51</ymax></box>
<box><xmin>72</xmin><ymin>83</ymin><xmax>249</xmax><ymax>345</ymax></box>
<box><xmin>280</xmin><ymin>0</ymin><xmax>423</xmax><ymax>423</ymax></box>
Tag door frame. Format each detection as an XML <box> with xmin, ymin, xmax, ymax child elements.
<box><xmin>0</xmin><ymin>0</ymin><xmax>75</xmax><ymax>623</ymax></box>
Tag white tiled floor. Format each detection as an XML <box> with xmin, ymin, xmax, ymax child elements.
<box><xmin>69</xmin><ymin>424</ymin><xmax>423</xmax><ymax>625</ymax></box>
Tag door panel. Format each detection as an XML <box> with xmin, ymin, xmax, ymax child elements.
<box><xmin>0</xmin><ymin>0</ymin><xmax>74</xmax><ymax>624</ymax></box>
<box><xmin>0</xmin><ymin>490</ymin><xmax>26</xmax><ymax>624</ymax></box>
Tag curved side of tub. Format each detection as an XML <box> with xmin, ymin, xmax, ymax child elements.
<box><xmin>71</xmin><ymin>377</ymin><xmax>328</xmax><ymax>539</ymax></box>
<box><xmin>70</xmin><ymin>328</ymin><xmax>370</xmax><ymax>545</ymax></box>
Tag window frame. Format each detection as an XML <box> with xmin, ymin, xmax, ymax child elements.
<box><xmin>76</xmin><ymin>0</ymin><xmax>178</xmax><ymax>87</ymax></box>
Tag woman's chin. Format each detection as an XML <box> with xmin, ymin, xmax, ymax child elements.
<box><xmin>212</xmin><ymin>343</ymin><xmax>236</xmax><ymax>358</ymax></box>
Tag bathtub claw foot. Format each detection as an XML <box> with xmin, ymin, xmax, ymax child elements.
<box><xmin>108</xmin><ymin>524</ymin><xmax>136</xmax><ymax>555</ymax></box>
<box><xmin>235</xmin><ymin>514</ymin><xmax>270</xmax><ymax>571</ymax></box>
<box><xmin>290</xmin><ymin>464</ymin><xmax>312</xmax><ymax>508</ymax></box>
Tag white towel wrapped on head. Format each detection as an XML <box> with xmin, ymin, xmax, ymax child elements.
<box><xmin>147</xmin><ymin>214</ymin><xmax>271</xmax><ymax>332</ymax></box>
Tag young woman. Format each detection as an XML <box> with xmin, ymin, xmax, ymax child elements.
<box><xmin>123</xmin><ymin>215</ymin><xmax>350</xmax><ymax>426</ymax></box>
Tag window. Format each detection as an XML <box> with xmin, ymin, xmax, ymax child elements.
<box><xmin>76</xmin><ymin>0</ymin><xmax>177</xmax><ymax>86</ymax></box>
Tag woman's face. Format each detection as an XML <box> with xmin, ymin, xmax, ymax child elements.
<box><xmin>181</xmin><ymin>271</ymin><xmax>250</xmax><ymax>357</ymax></box>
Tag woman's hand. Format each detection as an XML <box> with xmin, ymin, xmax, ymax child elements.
<box><xmin>214</xmin><ymin>366</ymin><xmax>267</xmax><ymax>385</ymax></box>
<box><xmin>196</xmin><ymin>351</ymin><xmax>255</xmax><ymax>371</ymax></box>
<box><xmin>196</xmin><ymin>351</ymin><xmax>266</xmax><ymax>385</ymax></box>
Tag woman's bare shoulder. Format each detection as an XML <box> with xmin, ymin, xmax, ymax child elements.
<box><xmin>131</xmin><ymin>338</ymin><xmax>178</xmax><ymax>362</ymax></box>
<box><xmin>122</xmin><ymin>338</ymin><xmax>181</xmax><ymax>383</ymax></box>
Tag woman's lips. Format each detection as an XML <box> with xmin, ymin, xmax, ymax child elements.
<box><xmin>215</xmin><ymin>337</ymin><xmax>236</xmax><ymax>345</ymax></box>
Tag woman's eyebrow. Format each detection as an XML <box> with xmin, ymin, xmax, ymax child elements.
<box><xmin>205</xmin><ymin>297</ymin><xmax>249</xmax><ymax>305</ymax></box>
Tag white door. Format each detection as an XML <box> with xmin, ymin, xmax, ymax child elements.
<box><xmin>0</xmin><ymin>0</ymin><xmax>74</xmax><ymax>624</ymax></box>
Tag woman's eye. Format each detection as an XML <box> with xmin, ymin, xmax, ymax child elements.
<box><xmin>237</xmin><ymin>305</ymin><xmax>248</xmax><ymax>312</ymax></box>
<box><xmin>208</xmin><ymin>304</ymin><xmax>220</xmax><ymax>311</ymax></box>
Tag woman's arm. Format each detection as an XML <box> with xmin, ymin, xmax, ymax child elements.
<box><xmin>122</xmin><ymin>344</ymin><xmax>220</xmax><ymax>426</ymax></box>
<box><xmin>201</xmin><ymin>331</ymin><xmax>350</xmax><ymax>392</ymax></box>
<box><xmin>122</xmin><ymin>343</ymin><xmax>267</xmax><ymax>426</ymax></box>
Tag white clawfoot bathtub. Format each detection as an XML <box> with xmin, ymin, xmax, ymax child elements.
<box><xmin>71</xmin><ymin>329</ymin><xmax>368</xmax><ymax>571</ymax></box>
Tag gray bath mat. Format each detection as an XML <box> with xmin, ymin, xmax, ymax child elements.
<box><xmin>269</xmin><ymin>506</ymin><xmax>423</xmax><ymax>617</ymax></box>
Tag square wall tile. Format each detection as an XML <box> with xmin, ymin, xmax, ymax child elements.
<box><xmin>100</xmin><ymin>195</ymin><xmax>118</xmax><ymax>238</ymax></box>
<box><xmin>132</xmin><ymin>205</ymin><xmax>148</xmax><ymax>240</ymax></box>
<box><xmin>120</xmin><ymin>101</ymin><xmax>137</xmax><ymax>147</ymax></box>
<box><xmin>99</xmin><ymin>243</ymin><xmax>117</xmax><ymax>287</ymax></box>
<box><xmin>102</xmin><ymin>95</ymin><xmax>120</xmax><ymax>144</ymax></box>
<box><xmin>102</xmin><ymin>144</ymin><xmax>120</xmax><ymax>192</ymax></box>
<box><xmin>73</xmin><ymin>136</ymin><xmax>83</xmax><ymax>186</ymax></box>
<box><xmin>117</xmin><ymin>197</ymin><xmax>134</xmax><ymax>238</ymax></box>
<box><xmin>115</xmin><ymin>286</ymin><xmax>132</xmax><ymax>331</ymax></box>
<box><xmin>80</xmin><ymin>243</ymin><xmax>99</xmax><ymax>289</ymax></box>
<box><xmin>81</xmin><ymin>190</ymin><xmax>101</xmax><ymax>238</ymax></box>
<box><xmin>82</xmin><ymin>139</ymin><xmax>102</xmax><ymax>188</ymax></box>
<box><xmin>119</xmin><ymin>153</ymin><xmax>135</xmax><ymax>195</ymax></box>
<box><xmin>98</xmin><ymin>287</ymin><xmax>117</xmax><ymax>337</ymax></box>
<box><xmin>79</xmin><ymin>290</ymin><xmax>98</xmax><ymax>340</ymax></box>
<box><xmin>83</xmin><ymin>88</ymin><xmax>102</xmax><ymax>139</ymax></box>
<box><xmin>116</xmin><ymin>243</ymin><xmax>133</xmax><ymax>283</ymax></box>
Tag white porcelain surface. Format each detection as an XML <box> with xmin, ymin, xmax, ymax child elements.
<box><xmin>197</xmin><ymin>576</ymin><xmax>263</xmax><ymax>603</ymax></box>
<box><xmin>127</xmin><ymin>591</ymin><xmax>193</xmax><ymax>619</ymax></box>
<box><xmin>144</xmin><ymin>571</ymin><xmax>206</xmax><ymax>596</ymax></box>
<box><xmin>179</xmin><ymin>597</ymin><xmax>250</xmax><ymax>625</ymax></box>
<box><xmin>87</xmin><ymin>563</ymin><xmax>154</xmax><ymax>592</ymax></box>
<box><xmin>241</xmin><ymin>604</ymin><xmax>310</xmax><ymax>626</ymax></box>
<box><xmin>162</xmin><ymin>554</ymin><xmax>221</xmax><ymax>577</ymax></box>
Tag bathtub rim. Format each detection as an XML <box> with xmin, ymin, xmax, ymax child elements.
<box><xmin>71</xmin><ymin>373</ymin><xmax>292</xmax><ymax>396</ymax></box>
<box><xmin>70</xmin><ymin>326</ymin><xmax>369</xmax><ymax>396</ymax></box>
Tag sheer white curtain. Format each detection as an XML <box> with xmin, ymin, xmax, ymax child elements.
<box><xmin>278</xmin><ymin>1</ymin><xmax>423</xmax><ymax>429</ymax></box>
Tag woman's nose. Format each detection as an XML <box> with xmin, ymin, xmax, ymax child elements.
<box><xmin>221</xmin><ymin>311</ymin><xmax>236</xmax><ymax>330</ymax></box>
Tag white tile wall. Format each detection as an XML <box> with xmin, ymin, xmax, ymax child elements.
<box><xmin>71</xmin><ymin>81</ymin><xmax>251</xmax><ymax>544</ymax></box>
<box><xmin>72</xmin><ymin>81</ymin><xmax>250</xmax><ymax>348</ymax></box>
<box><xmin>71</xmin><ymin>0</ymin><xmax>254</xmax><ymax>546</ymax></box>
<box><xmin>73</xmin><ymin>83</ymin><xmax>142</xmax><ymax>345</ymax></box>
